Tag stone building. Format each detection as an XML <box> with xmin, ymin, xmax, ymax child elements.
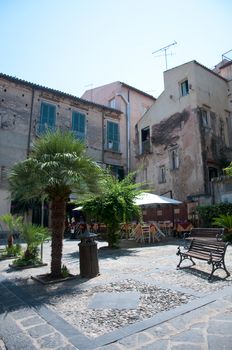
<box><xmin>82</xmin><ymin>81</ymin><xmax>156</xmax><ymax>172</ymax></box>
<box><xmin>136</xmin><ymin>58</ymin><xmax>232</xmax><ymax>206</ymax></box>
<box><xmin>0</xmin><ymin>73</ymin><xmax>127</xmax><ymax>215</ymax></box>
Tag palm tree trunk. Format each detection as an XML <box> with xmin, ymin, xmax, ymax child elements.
<box><xmin>7</xmin><ymin>234</ymin><xmax>14</xmax><ymax>248</ymax></box>
<box><xmin>50</xmin><ymin>198</ymin><xmax>66</xmax><ymax>278</ymax></box>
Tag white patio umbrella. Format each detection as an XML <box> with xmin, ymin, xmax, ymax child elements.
<box><xmin>134</xmin><ymin>192</ymin><xmax>182</xmax><ymax>206</ymax></box>
<box><xmin>73</xmin><ymin>206</ymin><xmax>83</xmax><ymax>211</ymax></box>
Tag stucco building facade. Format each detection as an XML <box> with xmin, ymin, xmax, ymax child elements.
<box><xmin>136</xmin><ymin>59</ymin><xmax>232</xmax><ymax>205</ymax></box>
<box><xmin>81</xmin><ymin>81</ymin><xmax>156</xmax><ymax>172</ymax></box>
<box><xmin>0</xmin><ymin>74</ymin><xmax>127</xmax><ymax>215</ymax></box>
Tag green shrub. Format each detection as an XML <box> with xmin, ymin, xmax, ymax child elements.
<box><xmin>196</xmin><ymin>203</ymin><xmax>232</xmax><ymax>227</ymax></box>
<box><xmin>212</xmin><ymin>214</ymin><xmax>232</xmax><ymax>243</ymax></box>
<box><xmin>61</xmin><ymin>264</ymin><xmax>70</xmax><ymax>278</ymax></box>
<box><xmin>12</xmin><ymin>255</ymin><xmax>41</xmax><ymax>267</ymax></box>
<box><xmin>3</xmin><ymin>243</ymin><xmax>22</xmax><ymax>257</ymax></box>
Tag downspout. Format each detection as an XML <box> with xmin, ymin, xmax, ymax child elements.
<box><xmin>27</xmin><ymin>87</ymin><xmax>35</xmax><ymax>157</ymax></box>
<box><xmin>116</xmin><ymin>92</ymin><xmax>130</xmax><ymax>174</ymax></box>
<box><xmin>102</xmin><ymin>111</ymin><xmax>105</xmax><ymax>164</ymax></box>
<box><xmin>127</xmin><ymin>89</ymin><xmax>131</xmax><ymax>173</ymax></box>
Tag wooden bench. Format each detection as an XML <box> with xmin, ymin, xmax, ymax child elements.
<box><xmin>184</xmin><ymin>227</ymin><xmax>224</xmax><ymax>241</ymax></box>
<box><xmin>176</xmin><ymin>239</ymin><xmax>230</xmax><ymax>280</ymax></box>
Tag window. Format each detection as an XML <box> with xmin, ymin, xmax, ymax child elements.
<box><xmin>109</xmin><ymin>98</ymin><xmax>116</xmax><ymax>109</ymax></box>
<box><xmin>158</xmin><ymin>165</ymin><xmax>166</xmax><ymax>183</ymax></box>
<box><xmin>72</xmin><ymin>111</ymin><xmax>86</xmax><ymax>141</ymax></box>
<box><xmin>208</xmin><ymin>167</ymin><xmax>218</xmax><ymax>181</ymax></box>
<box><xmin>143</xmin><ymin>167</ymin><xmax>148</xmax><ymax>183</ymax></box>
<box><xmin>108</xmin><ymin>165</ymin><xmax>124</xmax><ymax>180</ymax></box>
<box><xmin>141</xmin><ymin>127</ymin><xmax>150</xmax><ymax>154</ymax></box>
<box><xmin>169</xmin><ymin>148</ymin><xmax>179</xmax><ymax>170</ymax></box>
<box><xmin>201</xmin><ymin>109</ymin><xmax>209</xmax><ymax>127</ymax></box>
<box><xmin>226</xmin><ymin>112</ymin><xmax>232</xmax><ymax>147</ymax></box>
<box><xmin>107</xmin><ymin>121</ymin><xmax>119</xmax><ymax>151</ymax></box>
<box><xmin>180</xmin><ymin>80</ymin><xmax>189</xmax><ymax>96</ymax></box>
<box><xmin>38</xmin><ymin>102</ymin><xmax>56</xmax><ymax>134</ymax></box>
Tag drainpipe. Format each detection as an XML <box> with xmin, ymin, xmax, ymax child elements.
<box><xmin>27</xmin><ymin>87</ymin><xmax>35</xmax><ymax>157</ymax></box>
<box><xmin>116</xmin><ymin>92</ymin><xmax>130</xmax><ymax>174</ymax></box>
<box><xmin>102</xmin><ymin>111</ymin><xmax>105</xmax><ymax>164</ymax></box>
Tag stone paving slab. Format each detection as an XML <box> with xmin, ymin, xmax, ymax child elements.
<box><xmin>88</xmin><ymin>291</ymin><xmax>141</xmax><ymax>309</ymax></box>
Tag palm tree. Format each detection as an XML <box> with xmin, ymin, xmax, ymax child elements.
<box><xmin>19</xmin><ymin>222</ymin><xmax>50</xmax><ymax>262</ymax></box>
<box><xmin>81</xmin><ymin>172</ymin><xmax>142</xmax><ymax>248</ymax></box>
<box><xmin>0</xmin><ymin>213</ymin><xmax>22</xmax><ymax>248</ymax></box>
<box><xmin>9</xmin><ymin>130</ymin><xmax>101</xmax><ymax>278</ymax></box>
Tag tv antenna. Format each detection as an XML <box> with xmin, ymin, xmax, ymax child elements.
<box><xmin>152</xmin><ymin>41</ymin><xmax>177</xmax><ymax>70</ymax></box>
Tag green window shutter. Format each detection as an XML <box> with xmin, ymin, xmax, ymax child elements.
<box><xmin>40</xmin><ymin>103</ymin><xmax>56</xmax><ymax>126</ymax></box>
<box><xmin>107</xmin><ymin>121</ymin><xmax>114</xmax><ymax>140</ymax></box>
<box><xmin>78</xmin><ymin>113</ymin><xmax>85</xmax><ymax>133</ymax></box>
<box><xmin>107</xmin><ymin>121</ymin><xmax>119</xmax><ymax>151</ymax></box>
<box><xmin>72</xmin><ymin>112</ymin><xmax>86</xmax><ymax>141</ymax></box>
<box><xmin>72</xmin><ymin>112</ymin><xmax>78</xmax><ymax>130</ymax></box>
<box><xmin>48</xmin><ymin>105</ymin><xmax>56</xmax><ymax>126</ymax></box>
<box><xmin>40</xmin><ymin>103</ymin><xmax>48</xmax><ymax>125</ymax></box>
<box><xmin>39</xmin><ymin>103</ymin><xmax>56</xmax><ymax>134</ymax></box>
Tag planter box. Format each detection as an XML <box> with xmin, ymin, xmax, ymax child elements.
<box><xmin>31</xmin><ymin>273</ymin><xmax>77</xmax><ymax>285</ymax></box>
<box><xmin>9</xmin><ymin>263</ymin><xmax>48</xmax><ymax>270</ymax></box>
<box><xmin>0</xmin><ymin>255</ymin><xmax>17</xmax><ymax>261</ymax></box>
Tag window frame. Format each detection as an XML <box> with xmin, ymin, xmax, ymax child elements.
<box><xmin>71</xmin><ymin>111</ymin><xmax>86</xmax><ymax>141</ymax></box>
<box><xmin>141</xmin><ymin>126</ymin><xmax>151</xmax><ymax>154</ymax></box>
<box><xmin>158</xmin><ymin>165</ymin><xmax>166</xmax><ymax>183</ymax></box>
<box><xmin>109</xmin><ymin>98</ymin><xmax>116</xmax><ymax>109</ymax></box>
<box><xmin>169</xmin><ymin>147</ymin><xmax>179</xmax><ymax>170</ymax></box>
<box><xmin>38</xmin><ymin>102</ymin><xmax>56</xmax><ymax>134</ymax></box>
<box><xmin>106</xmin><ymin>120</ymin><xmax>120</xmax><ymax>152</ymax></box>
<box><xmin>180</xmin><ymin>79</ymin><xmax>189</xmax><ymax>97</ymax></box>
<box><xmin>201</xmin><ymin>109</ymin><xmax>210</xmax><ymax>127</ymax></box>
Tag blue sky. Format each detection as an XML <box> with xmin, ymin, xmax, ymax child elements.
<box><xmin>0</xmin><ymin>0</ymin><xmax>231</xmax><ymax>99</ymax></box>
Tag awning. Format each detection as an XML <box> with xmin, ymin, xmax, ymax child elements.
<box><xmin>134</xmin><ymin>192</ymin><xmax>182</xmax><ymax>206</ymax></box>
<box><xmin>73</xmin><ymin>206</ymin><xmax>83</xmax><ymax>211</ymax></box>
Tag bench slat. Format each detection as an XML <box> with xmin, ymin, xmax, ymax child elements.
<box><xmin>183</xmin><ymin>251</ymin><xmax>221</xmax><ymax>261</ymax></box>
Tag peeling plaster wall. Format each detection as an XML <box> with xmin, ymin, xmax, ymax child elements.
<box><xmin>147</xmin><ymin>108</ymin><xmax>204</xmax><ymax>201</ymax></box>
<box><xmin>136</xmin><ymin>60</ymin><xmax>232</xmax><ymax>203</ymax></box>
<box><xmin>193</xmin><ymin>63</ymin><xmax>232</xmax><ymax>194</ymax></box>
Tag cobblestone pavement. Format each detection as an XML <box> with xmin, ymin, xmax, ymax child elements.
<box><xmin>0</xmin><ymin>238</ymin><xmax>232</xmax><ymax>349</ymax></box>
